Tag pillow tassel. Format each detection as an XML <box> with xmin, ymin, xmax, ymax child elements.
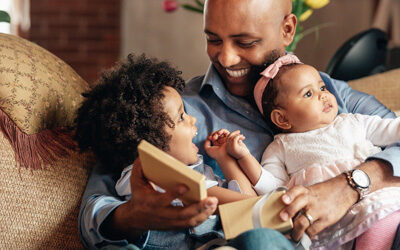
<box><xmin>0</xmin><ymin>108</ymin><xmax>78</xmax><ymax>170</ymax></box>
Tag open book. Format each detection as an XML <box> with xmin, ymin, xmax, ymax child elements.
<box><xmin>137</xmin><ymin>140</ymin><xmax>207</xmax><ymax>203</ymax></box>
<box><xmin>219</xmin><ymin>189</ymin><xmax>293</xmax><ymax>240</ymax></box>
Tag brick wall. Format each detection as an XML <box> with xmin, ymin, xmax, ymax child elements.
<box><xmin>28</xmin><ymin>0</ymin><xmax>121</xmax><ymax>85</ymax></box>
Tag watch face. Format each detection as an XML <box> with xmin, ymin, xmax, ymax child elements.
<box><xmin>352</xmin><ymin>170</ymin><xmax>370</xmax><ymax>188</ymax></box>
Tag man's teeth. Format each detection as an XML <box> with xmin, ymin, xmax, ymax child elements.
<box><xmin>226</xmin><ymin>68</ymin><xmax>249</xmax><ymax>78</ymax></box>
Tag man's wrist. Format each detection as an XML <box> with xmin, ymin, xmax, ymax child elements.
<box><xmin>334</xmin><ymin>173</ymin><xmax>359</xmax><ymax>207</ymax></box>
<box><xmin>101</xmin><ymin>202</ymin><xmax>145</xmax><ymax>242</ymax></box>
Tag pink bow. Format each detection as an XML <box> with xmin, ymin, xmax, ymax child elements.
<box><xmin>253</xmin><ymin>54</ymin><xmax>302</xmax><ymax>115</ymax></box>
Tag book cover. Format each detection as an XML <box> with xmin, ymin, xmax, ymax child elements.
<box><xmin>137</xmin><ymin>140</ymin><xmax>207</xmax><ymax>203</ymax></box>
<box><xmin>219</xmin><ymin>190</ymin><xmax>293</xmax><ymax>240</ymax></box>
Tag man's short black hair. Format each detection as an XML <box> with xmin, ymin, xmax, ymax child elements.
<box><xmin>74</xmin><ymin>54</ymin><xmax>185</xmax><ymax>172</ymax></box>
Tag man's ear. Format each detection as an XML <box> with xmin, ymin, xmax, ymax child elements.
<box><xmin>281</xmin><ymin>13</ymin><xmax>297</xmax><ymax>47</ymax></box>
<box><xmin>271</xmin><ymin>109</ymin><xmax>291</xmax><ymax>130</ymax></box>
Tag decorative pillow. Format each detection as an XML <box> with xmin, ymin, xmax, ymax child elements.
<box><xmin>0</xmin><ymin>33</ymin><xmax>90</xmax><ymax>169</ymax></box>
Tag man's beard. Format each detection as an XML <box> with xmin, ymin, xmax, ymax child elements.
<box><xmin>249</xmin><ymin>49</ymin><xmax>282</xmax><ymax>87</ymax></box>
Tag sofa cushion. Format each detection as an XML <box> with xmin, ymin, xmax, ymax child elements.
<box><xmin>0</xmin><ymin>33</ymin><xmax>90</xmax><ymax>170</ymax></box>
<box><xmin>0</xmin><ymin>33</ymin><xmax>88</xmax><ymax>134</ymax></box>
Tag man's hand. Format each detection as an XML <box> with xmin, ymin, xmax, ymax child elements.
<box><xmin>279</xmin><ymin>176</ymin><xmax>356</xmax><ymax>241</ymax></box>
<box><xmin>279</xmin><ymin>159</ymin><xmax>398</xmax><ymax>241</ymax></box>
<box><xmin>103</xmin><ymin>158</ymin><xmax>218</xmax><ymax>242</ymax></box>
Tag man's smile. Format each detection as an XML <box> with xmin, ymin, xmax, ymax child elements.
<box><xmin>226</xmin><ymin>68</ymin><xmax>250</xmax><ymax>78</ymax></box>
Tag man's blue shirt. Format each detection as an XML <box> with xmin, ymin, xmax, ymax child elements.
<box><xmin>79</xmin><ymin>64</ymin><xmax>400</xmax><ymax>248</ymax></box>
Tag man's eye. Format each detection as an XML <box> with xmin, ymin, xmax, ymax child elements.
<box><xmin>237</xmin><ymin>41</ymin><xmax>257</xmax><ymax>48</ymax></box>
<box><xmin>207</xmin><ymin>39</ymin><xmax>221</xmax><ymax>45</ymax></box>
<box><xmin>320</xmin><ymin>86</ymin><xmax>327</xmax><ymax>91</ymax></box>
<box><xmin>304</xmin><ymin>91</ymin><xmax>312</xmax><ymax>98</ymax></box>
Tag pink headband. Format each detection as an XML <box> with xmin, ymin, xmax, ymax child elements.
<box><xmin>253</xmin><ymin>54</ymin><xmax>302</xmax><ymax>115</ymax></box>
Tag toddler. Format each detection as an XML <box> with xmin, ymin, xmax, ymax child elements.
<box><xmin>74</xmin><ymin>54</ymin><xmax>256</xmax><ymax>218</ymax></box>
<box><xmin>216</xmin><ymin>54</ymin><xmax>400</xmax><ymax>249</ymax></box>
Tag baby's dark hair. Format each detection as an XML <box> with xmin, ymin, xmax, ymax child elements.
<box><xmin>74</xmin><ymin>54</ymin><xmax>185</xmax><ymax>172</ymax></box>
<box><xmin>261</xmin><ymin>63</ymin><xmax>300</xmax><ymax>134</ymax></box>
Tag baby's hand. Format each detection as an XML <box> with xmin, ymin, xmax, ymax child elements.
<box><xmin>204</xmin><ymin>129</ymin><xmax>231</xmax><ymax>160</ymax></box>
<box><xmin>226</xmin><ymin>130</ymin><xmax>251</xmax><ymax>160</ymax></box>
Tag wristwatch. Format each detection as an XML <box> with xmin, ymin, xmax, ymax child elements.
<box><xmin>344</xmin><ymin>169</ymin><xmax>371</xmax><ymax>202</ymax></box>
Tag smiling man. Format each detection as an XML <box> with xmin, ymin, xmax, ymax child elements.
<box><xmin>203</xmin><ymin>0</ymin><xmax>292</xmax><ymax>97</ymax></box>
<box><xmin>79</xmin><ymin>0</ymin><xmax>400</xmax><ymax>249</ymax></box>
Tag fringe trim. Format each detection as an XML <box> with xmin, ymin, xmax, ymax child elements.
<box><xmin>0</xmin><ymin>108</ymin><xmax>78</xmax><ymax>170</ymax></box>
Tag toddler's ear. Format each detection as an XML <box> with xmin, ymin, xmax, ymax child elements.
<box><xmin>270</xmin><ymin>109</ymin><xmax>291</xmax><ymax>130</ymax></box>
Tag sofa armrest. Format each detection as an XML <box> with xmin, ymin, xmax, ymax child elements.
<box><xmin>348</xmin><ymin>68</ymin><xmax>400</xmax><ymax>112</ymax></box>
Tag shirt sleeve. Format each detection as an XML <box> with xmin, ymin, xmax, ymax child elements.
<box><xmin>353</xmin><ymin>114</ymin><xmax>400</xmax><ymax>146</ymax></box>
<box><xmin>253</xmin><ymin>139</ymin><xmax>289</xmax><ymax>195</ymax></box>
<box><xmin>78</xmin><ymin>163</ymin><xmax>149</xmax><ymax>249</ymax></box>
<box><xmin>323</xmin><ymin>73</ymin><xmax>400</xmax><ymax>177</ymax></box>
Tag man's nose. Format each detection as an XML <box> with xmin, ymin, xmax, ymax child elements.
<box><xmin>217</xmin><ymin>43</ymin><xmax>241</xmax><ymax>68</ymax></box>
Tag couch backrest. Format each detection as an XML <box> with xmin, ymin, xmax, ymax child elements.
<box><xmin>348</xmin><ymin>68</ymin><xmax>400</xmax><ymax>112</ymax></box>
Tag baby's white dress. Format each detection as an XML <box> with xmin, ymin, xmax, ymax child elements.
<box><xmin>254</xmin><ymin>113</ymin><xmax>400</xmax><ymax>249</ymax></box>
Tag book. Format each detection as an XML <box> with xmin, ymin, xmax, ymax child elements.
<box><xmin>137</xmin><ymin>140</ymin><xmax>207</xmax><ymax>203</ymax></box>
<box><xmin>219</xmin><ymin>190</ymin><xmax>293</xmax><ymax>240</ymax></box>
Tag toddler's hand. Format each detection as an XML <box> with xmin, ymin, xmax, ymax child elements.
<box><xmin>208</xmin><ymin>129</ymin><xmax>230</xmax><ymax>146</ymax></box>
<box><xmin>226</xmin><ymin>130</ymin><xmax>250</xmax><ymax>160</ymax></box>
<box><xmin>204</xmin><ymin>129</ymin><xmax>231</xmax><ymax>160</ymax></box>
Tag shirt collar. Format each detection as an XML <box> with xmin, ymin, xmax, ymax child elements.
<box><xmin>199</xmin><ymin>63</ymin><xmax>222</xmax><ymax>92</ymax></box>
<box><xmin>188</xmin><ymin>154</ymin><xmax>204</xmax><ymax>168</ymax></box>
<box><xmin>198</xmin><ymin>63</ymin><xmax>271</xmax><ymax>132</ymax></box>
<box><xmin>188</xmin><ymin>154</ymin><xmax>206</xmax><ymax>174</ymax></box>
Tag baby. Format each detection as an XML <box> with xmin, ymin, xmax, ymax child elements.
<box><xmin>214</xmin><ymin>54</ymin><xmax>400</xmax><ymax>249</ymax></box>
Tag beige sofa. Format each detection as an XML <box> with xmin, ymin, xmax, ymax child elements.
<box><xmin>0</xmin><ymin>34</ymin><xmax>399</xmax><ymax>249</ymax></box>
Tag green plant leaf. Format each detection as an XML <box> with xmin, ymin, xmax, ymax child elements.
<box><xmin>286</xmin><ymin>33</ymin><xmax>304</xmax><ymax>52</ymax></box>
<box><xmin>294</xmin><ymin>0</ymin><xmax>304</xmax><ymax>19</ymax></box>
<box><xmin>181</xmin><ymin>4</ymin><xmax>203</xmax><ymax>13</ymax></box>
<box><xmin>194</xmin><ymin>0</ymin><xmax>204</xmax><ymax>8</ymax></box>
<box><xmin>0</xmin><ymin>10</ymin><xmax>10</xmax><ymax>23</ymax></box>
<box><xmin>300</xmin><ymin>22</ymin><xmax>335</xmax><ymax>37</ymax></box>
<box><xmin>287</xmin><ymin>22</ymin><xmax>335</xmax><ymax>52</ymax></box>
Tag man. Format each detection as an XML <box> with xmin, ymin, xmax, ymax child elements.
<box><xmin>79</xmin><ymin>0</ymin><xmax>400</xmax><ymax>248</ymax></box>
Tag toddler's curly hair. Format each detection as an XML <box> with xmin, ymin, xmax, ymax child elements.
<box><xmin>74</xmin><ymin>54</ymin><xmax>185</xmax><ymax>172</ymax></box>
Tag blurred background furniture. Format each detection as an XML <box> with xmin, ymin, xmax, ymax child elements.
<box><xmin>326</xmin><ymin>0</ymin><xmax>400</xmax><ymax>81</ymax></box>
<box><xmin>372</xmin><ymin>0</ymin><xmax>400</xmax><ymax>70</ymax></box>
<box><xmin>326</xmin><ymin>28</ymin><xmax>388</xmax><ymax>81</ymax></box>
